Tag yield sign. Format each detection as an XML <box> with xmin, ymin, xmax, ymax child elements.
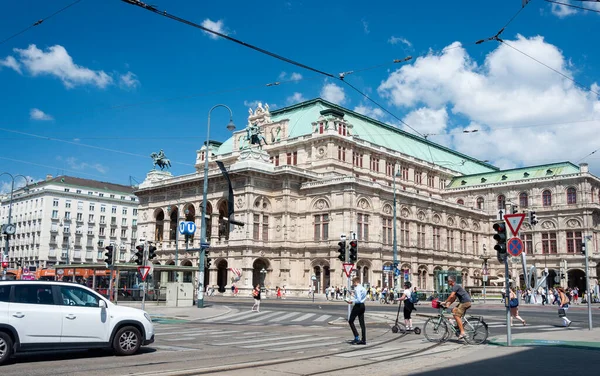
<box><xmin>137</xmin><ymin>266</ymin><xmax>151</xmax><ymax>281</ymax></box>
<box><xmin>504</xmin><ymin>213</ymin><xmax>526</xmax><ymax>236</ymax></box>
<box><xmin>342</xmin><ymin>263</ymin><xmax>355</xmax><ymax>278</ymax></box>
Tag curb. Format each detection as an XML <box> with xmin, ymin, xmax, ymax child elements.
<box><xmin>488</xmin><ymin>337</ymin><xmax>600</xmax><ymax>351</ymax></box>
<box><xmin>148</xmin><ymin>306</ymin><xmax>233</xmax><ymax>323</ymax></box>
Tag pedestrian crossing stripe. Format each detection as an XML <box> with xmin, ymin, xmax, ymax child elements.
<box><xmin>204</xmin><ymin>310</ymin><xmax>344</xmax><ymax>325</ymax></box>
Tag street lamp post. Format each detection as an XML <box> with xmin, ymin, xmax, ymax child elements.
<box><xmin>261</xmin><ymin>268</ymin><xmax>267</xmax><ymax>291</ymax></box>
<box><xmin>479</xmin><ymin>245</ymin><xmax>490</xmax><ymax>304</ymax></box>
<box><xmin>392</xmin><ymin>167</ymin><xmax>401</xmax><ymax>288</ymax></box>
<box><xmin>198</xmin><ymin>104</ymin><xmax>235</xmax><ymax>308</ymax></box>
<box><xmin>1</xmin><ymin>173</ymin><xmax>30</xmax><ymax>280</ymax></box>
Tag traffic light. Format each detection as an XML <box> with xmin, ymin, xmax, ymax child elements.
<box><xmin>337</xmin><ymin>241</ymin><xmax>346</xmax><ymax>262</ymax></box>
<box><xmin>349</xmin><ymin>240</ymin><xmax>358</xmax><ymax>263</ymax></box>
<box><xmin>530</xmin><ymin>211</ymin><xmax>538</xmax><ymax>225</ymax></box>
<box><xmin>581</xmin><ymin>242</ymin><xmax>586</xmax><ymax>256</ymax></box>
<box><xmin>493</xmin><ymin>222</ymin><xmax>507</xmax><ymax>263</ymax></box>
<box><xmin>104</xmin><ymin>245</ymin><xmax>114</xmax><ymax>267</ymax></box>
<box><xmin>134</xmin><ymin>245</ymin><xmax>144</xmax><ymax>265</ymax></box>
<box><xmin>205</xmin><ymin>249</ymin><xmax>212</xmax><ymax>268</ymax></box>
<box><xmin>148</xmin><ymin>245</ymin><xmax>157</xmax><ymax>260</ymax></box>
<box><xmin>1</xmin><ymin>255</ymin><xmax>7</xmax><ymax>269</ymax></box>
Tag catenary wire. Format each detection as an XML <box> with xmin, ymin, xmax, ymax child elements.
<box><xmin>120</xmin><ymin>0</ymin><xmax>335</xmax><ymax>79</ymax></box>
<box><xmin>0</xmin><ymin>0</ymin><xmax>83</xmax><ymax>46</ymax></box>
<box><xmin>545</xmin><ymin>0</ymin><xmax>600</xmax><ymax>12</ymax></box>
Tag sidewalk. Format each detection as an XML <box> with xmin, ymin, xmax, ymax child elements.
<box><xmin>488</xmin><ymin>326</ymin><xmax>600</xmax><ymax>349</ymax></box>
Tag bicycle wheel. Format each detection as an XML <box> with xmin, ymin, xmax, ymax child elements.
<box><xmin>463</xmin><ymin>318</ymin><xmax>489</xmax><ymax>345</ymax></box>
<box><xmin>423</xmin><ymin>317</ymin><xmax>449</xmax><ymax>343</ymax></box>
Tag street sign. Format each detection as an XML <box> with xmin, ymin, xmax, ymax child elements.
<box><xmin>342</xmin><ymin>263</ymin><xmax>355</xmax><ymax>278</ymax></box>
<box><xmin>394</xmin><ymin>269</ymin><xmax>401</xmax><ymax>277</ymax></box>
<box><xmin>504</xmin><ymin>213</ymin><xmax>526</xmax><ymax>236</ymax></box>
<box><xmin>507</xmin><ymin>237</ymin><xmax>524</xmax><ymax>257</ymax></box>
<box><xmin>178</xmin><ymin>221</ymin><xmax>196</xmax><ymax>235</ymax></box>
<box><xmin>138</xmin><ymin>266</ymin><xmax>151</xmax><ymax>281</ymax></box>
<box><xmin>57</xmin><ymin>269</ymin><xmax>64</xmax><ymax>276</ymax></box>
<box><xmin>200</xmin><ymin>241</ymin><xmax>211</xmax><ymax>249</ymax></box>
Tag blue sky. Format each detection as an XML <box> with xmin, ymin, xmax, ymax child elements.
<box><xmin>1</xmin><ymin>0</ymin><xmax>599</xmax><ymax>190</ymax></box>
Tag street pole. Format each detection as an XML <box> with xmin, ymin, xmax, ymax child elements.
<box><xmin>198</xmin><ymin>104</ymin><xmax>235</xmax><ymax>308</ymax></box>
<box><xmin>1</xmin><ymin>173</ymin><xmax>29</xmax><ymax>281</ymax></box>
<box><xmin>504</xmin><ymin>256</ymin><xmax>511</xmax><ymax>346</ymax></box>
<box><xmin>174</xmin><ymin>217</ymin><xmax>179</xmax><ymax>283</ymax></box>
<box><xmin>584</xmin><ymin>235</ymin><xmax>593</xmax><ymax>331</ymax></box>
<box><xmin>392</xmin><ymin>168</ymin><xmax>398</xmax><ymax>289</ymax></box>
<box><xmin>347</xmin><ymin>232</ymin><xmax>352</xmax><ymax>321</ymax></box>
<box><xmin>142</xmin><ymin>241</ymin><xmax>148</xmax><ymax>311</ymax></box>
<box><xmin>108</xmin><ymin>242</ymin><xmax>115</xmax><ymax>302</ymax></box>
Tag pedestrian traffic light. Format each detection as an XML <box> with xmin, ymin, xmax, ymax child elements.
<box><xmin>581</xmin><ymin>242</ymin><xmax>586</xmax><ymax>256</ymax></box>
<box><xmin>337</xmin><ymin>241</ymin><xmax>346</xmax><ymax>262</ymax></box>
<box><xmin>205</xmin><ymin>249</ymin><xmax>212</xmax><ymax>268</ymax></box>
<box><xmin>530</xmin><ymin>211</ymin><xmax>538</xmax><ymax>225</ymax></box>
<box><xmin>104</xmin><ymin>245</ymin><xmax>114</xmax><ymax>267</ymax></box>
<box><xmin>148</xmin><ymin>245</ymin><xmax>157</xmax><ymax>260</ymax></box>
<box><xmin>349</xmin><ymin>240</ymin><xmax>358</xmax><ymax>263</ymax></box>
<box><xmin>134</xmin><ymin>245</ymin><xmax>144</xmax><ymax>265</ymax></box>
<box><xmin>493</xmin><ymin>222</ymin><xmax>507</xmax><ymax>263</ymax></box>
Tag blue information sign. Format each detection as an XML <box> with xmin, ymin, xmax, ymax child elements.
<box><xmin>178</xmin><ymin>221</ymin><xmax>196</xmax><ymax>235</ymax></box>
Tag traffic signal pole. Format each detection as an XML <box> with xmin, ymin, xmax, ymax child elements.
<box><xmin>142</xmin><ymin>241</ymin><xmax>148</xmax><ymax>311</ymax></box>
<box><xmin>584</xmin><ymin>235</ymin><xmax>593</xmax><ymax>330</ymax></box>
<box><xmin>504</xmin><ymin>255</ymin><xmax>511</xmax><ymax>346</ymax></box>
<box><xmin>346</xmin><ymin>235</ymin><xmax>351</xmax><ymax>321</ymax></box>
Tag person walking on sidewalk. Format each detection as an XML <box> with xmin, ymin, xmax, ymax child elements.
<box><xmin>557</xmin><ymin>287</ymin><xmax>572</xmax><ymax>327</ymax></box>
<box><xmin>508</xmin><ymin>288</ymin><xmax>527</xmax><ymax>326</ymax></box>
<box><xmin>251</xmin><ymin>284</ymin><xmax>261</xmax><ymax>312</ymax></box>
<box><xmin>347</xmin><ymin>277</ymin><xmax>367</xmax><ymax>345</ymax></box>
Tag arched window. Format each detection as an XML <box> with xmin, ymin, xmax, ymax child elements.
<box><xmin>497</xmin><ymin>195</ymin><xmax>506</xmax><ymax>210</ymax></box>
<box><xmin>519</xmin><ymin>192</ymin><xmax>528</xmax><ymax>208</ymax></box>
<box><xmin>542</xmin><ymin>190</ymin><xmax>552</xmax><ymax>206</ymax></box>
<box><xmin>476</xmin><ymin>197</ymin><xmax>484</xmax><ymax>210</ymax></box>
<box><xmin>457</xmin><ymin>199</ymin><xmax>464</xmax><ymax>205</ymax></box>
<box><xmin>567</xmin><ymin>187</ymin><xmax>577</xmax><ymax>204</ymax></box>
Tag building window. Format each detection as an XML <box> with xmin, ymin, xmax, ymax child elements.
<box><xmin>567</xmin><ymin>187</ymin><xmax>577</xmax><ymax>204</ymax></box>
<box><xmin>433</xmin><ymin>227</ymin><xmax>441</xmax><ymax>250</ymax></box>
<box><xmin>133</xmin><ymin>209</ymin><xmax>138</xmax><ymax>216</ymax></box>
<box><xmin>110</xmin><ymin>228</ymin><xmax>116</xmax><ymax>237</ymax></box>
<box><xmin>337</xmin><ymin>147</ymin><xmax>346</xmax><ymax>162</ymax></box>
<box><xmin>120</xmin><ymin>229</ymin><xmax>127</xmax><ymax>238</ymax></box>
<box><xmin>100</xmin><ymin>205</ymin><xmax>106</xmax><ymax>213</ymax></box>
<box><xmin>447</xmin><ymin>230</ymin><xmax>455</xmax><ymax>252</ymax></box>
<box><xmin>400</xmin><ymin>221</ymin><xmax>409</xmax><ymax>246</ymax></box>
<box><xmin>353</xmin><ymin>152</ymin><xmax>363</xmax><ymax>168</ymax></box>
<box><xmin>122</xmin><ymin>218</ymin><xmax>127</xmax><ymax>226</ymax></box>
<box><xmin>77</xmin><ymin>201</ymin><xmax>83</xmax><ymax>210</ymax></box>
<box><xmin>542</xmin><ymin>190</ymin><xmax>552</xmax><ymax>206</ymax></box>
<box><xmin>76</xmin><ymin>213</ymin><xmax>83</xmax><ymax>222</ymax></box>
<box><xmin>132</xmin><ymin>219</ymin><xmax>137</xmax><ymax>226</ymax></box>
<box><xmin>111</xmin><ymin>217</ymin><xmax>117</xmax><ymax>225</ymax></box>
<box><xmin>439</xmin><ymin>179</ymin><xmax>445</xmax><ymax>189</ymax></box>
<box><xmin>99</xmin><ymin>193</ymin><xmax>103</xmax><ymax>197</ymax></box>
<box><xmin>402</xmin><ymin>166</ymin><xmax>409</xmax><ymax>180</ymax></box>
<box><xmin>122</xmin><ymin>208</ymin><xmax>128</xmax><ymax>215</ymax></box>
<box><xmin>99</xmin><ymin>227</ymin><xmax>105</xmax><ymax>236</ymax></box>
<box><xmin>427</xmin><ymin>175</ymin><xmax>435</xmax><ymax>188</ymax></box>
<box><xmin>519</xmin><ymin>192</ymin><xmax>528</xmax><ymax>208</ymax></box>
<box><xmin>357</xmin><ymin>213</ymin><xmax>369</xmax><ymax>241</ymax></box>
<box><xmin>497</xmin><ymin>195</ymin><xmax>506</xmax><ymax>210</ymax></box>
<box><xmin>89</xmin><ymin>204</ymin><xmax>95</xmax><ymax>211</ymax></box>
<box><xmin>566</xmin><ymin>231</ymin><xmax>582</xmax><ymax>253</ymax></box>
<box><xmin>414</xmin><ymin>171</ymin><xmax>422</xmax><ymax>185</ymax></box>
<box><xmin>476</xmin><ymin>197</ymin><xmax>484</xmax><ymax>210</ymax></box>
<box><xmin>542</xmin><ymin>232</ymin><xmax>557</xmax><ymax>254</ymax></box>
<box><xmin>382</xmin><ymin>217</ymin><xmax>392</xmax><ymax>245</ymax></box>
<box><xmin>100</xmin><ymin>215</ymin><xmax>105</xmax><ymax>224</ymax></box>
<box><xmin>338</xmin><ymin>122</ymin><xmax>348</xmax><ymax>136</ymax></box>
<box><xmin>472</xmin><ymin>233</ymin><xmax>479</xmax><ymax>255</ymax></box>
<box><xmin>318</xmin><ymin>122</ymin><xmax>324</xmax><ymax>134</ymax></box>
<box><xmin>370</xmin><ymin>155</ymin><xmax>380</xmax><ymax>172</ymax></box>
<box><xmin>64</xmin><ymin>212</ymin><xmax>71</xmax><ymax>220</ymax></box>
<box><xmin>417</xmin><ymin>224</ymin><xmax>426</xmax><ymax>248</ymax></box>
<box><xmin>253</xmin><ymin>214</ymin><xmax>260</xmax><ymax>240</ymax></box>
<box><xmin>521</xmin><ymin>233</ymin><xmax>532</xmax><ymax>254</ymax></box>
<box><xmin>52</xmin><ymin>210</ymin><xmax>58</xmax><ymax>219</ymax></box>
<box><xmin>53</xmin><ymin>199</ymin><xmax>59</xmax><ymax>207</ymax></box>
<box><xmin>270</xmin><ymin>155</ymin><xmax>280</xmax><ymax>166</ymax></box>
<box><xmin>386</xmin><ymin>162</ymin><xmax>394</xmax><ymax>177</ymax></box>
<box><xmin>111</xmin><ymin>206</ymin><xmax>117</xmax><ymax>214</ymax></box>
<box><xmin>460</xmin><ymin>231</ymin><xmax>467</xmax><ymax>253</ymax></box>
<box><xmin>65</xmin><ymin>200</ymin><xmax>71</xmax><ymax>209</ymax></box>
<box><xmin>314</xmin><ymin>214</ymin><xmax>329</xmax><ymax>241</ymax></box>
<box><xmin>457</xmin><ymin>199</ymin><xmax>464</xmax><ymax>205</ymax></box>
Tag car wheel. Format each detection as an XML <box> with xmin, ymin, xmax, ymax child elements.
<box><xmin>112</xmin><ymin>326</ymin><xmax>141</xmax><ymax>356</ymax></box>
<box><xmin>0</xmin><ymin>332</ymin><xmax>13</xmax><ymax>365</ymax></box>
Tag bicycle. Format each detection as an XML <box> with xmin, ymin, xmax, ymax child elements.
<box><xmin>423</xmin><ymin>299</ymin><xmax>488</xmax><ymax>345</ymax></box>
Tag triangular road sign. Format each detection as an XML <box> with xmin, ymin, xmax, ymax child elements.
<box><xmin>504</xmin><ymin>213</ymin><xmax>526</xmax><ymax>236</ymax></box>
<box><xmin>138</xmin><ymin>266</ymin><xmax>151</xmax><ymax>281</ymax></box>
<box><xmin>342</xmin><ymin>263</ymin><xmax>355</xmax><ymax>278</ymax></box>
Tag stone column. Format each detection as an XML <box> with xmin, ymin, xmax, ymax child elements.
<box><xmin>319</xmin><ymin>268</ymin><xmax>324</xmax><ymax>293</ymax></box>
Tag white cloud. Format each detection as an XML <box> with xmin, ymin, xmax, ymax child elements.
<box><xmin>550</xmin><ymin>2</ymin><xmax>578</xmax><ymax>18</ymax></box>
<box><xmin>30</xmin><ymin>108</ymin><xmax>53</xmax><ymax>121</ymax></box>
<box><xmin>8</xmin><ymin>44</ymin><xmax>112</xmax><ymax>89</ymax></box>
<box><xmin>377</xmin><ymin>35</ymin><xmax>600</xmax><ymax>168</ymax></box>
<box><xmin>0</xmin><ymin>56</ymin><xmax>21</xmax><ymax>74</ymax></box>
<box><xmin>353</xmin><ymin>104</ymin><xmax>385</xmax><ymax>120</ymax></box>
<box><xmin>0</xmin><ymin>175</ymin><xmax>36</xmax><ymax>194</ymax></box>
<box><xmin>244</xmin><ymin>100</ymin><xmax>261</xmax><ymax>108</ymax></box>
<box><xmin>286</xmin><ymin>92</ymin><xmax>306</xmax><ymax>105</ymax></box>
<box><xmin>388</xmin><ymin>36</ymin><xmax>412</xmax><ymax>47</ymax></box>
<box><xmin>362</xmin><ymin>19</ymin><xmax>370</xmax><ymax>34</ymax></box>
<box><xmin>278</xmin><ymin>71</ymin><xmax>303</xmax><ymax>82</ymax></box>
<box><xmin>401</xmin><ymin>107</ymin><xmax>448</xmax><ymax>136</ymax></box>
<box><xmin>119</xmin><ymin>71</ymin><xmax>140</xmax><ymax>89</ymax></box>
<box><xmin>320</xmin><ymin>82</ymin><xmax>347</xmax><ymax>105</ymax></box>
<box><xmin>201</xmin><ymin>19</ymin><xmax>228</xmax><ymax>39</ymax></box>
<box><xmin>58</xmin><ymin>156</ymin><xmax>108</xmax><ymax>174</ymax></box>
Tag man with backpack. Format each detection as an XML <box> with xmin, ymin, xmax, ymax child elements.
<box><xmin>398</xmin><ymin>281</ymin><xmax>417</xmax><ymax>330</ymax></box>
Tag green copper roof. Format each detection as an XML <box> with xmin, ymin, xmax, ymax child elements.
<box><xmin>217</xmin><ymin>98</ymin><xmax>497</xmax><ymax>175</ymax></box>
<box><xmin>447</xmin><ymin>162</ymin><xmax>580</xmax><ymax>189</ymax></box>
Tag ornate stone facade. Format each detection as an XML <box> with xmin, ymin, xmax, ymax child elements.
<box><xmin>135</xmin><ymin>99</ymin><xmax>599</xmax><ymax>295</ymax></box>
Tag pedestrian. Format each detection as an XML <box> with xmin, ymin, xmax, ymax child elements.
<box><xmin>501</xmin><ymin>288</ymin><xmax>506</xmax><ymax>304</ymax></box>
<box><xmin>231</xmin><ymin>283</ymin><xmax>235</xmax><ymax>296</ymax></box>
<box><xmin>251</xmin><ymin>284</ymin><xmax>261</xmax><ymax>312</ymax></box>
<box><xmin>277</xmin><ymin>286</ymin><xmax>282</xmax><ymax>299</ymax></box>
<box><xmin>282</xmin><ymin>285</ymin><xmax>286</xmax><ymax>299</ymax></box>
<box><xmin>573</xmin><ymin>287</ymin><xmax>579</xmax><ymax>305</ymax></box>
<box><xmin>508</xmin><ymin>288</ymin><xmax>527</xmax><ymax>326</ymax></box>
<box><xmin>540</xmin><ymin>287</ymin><xmax>548</xmax><ymax>306</ymax></box>
<box><xmin>398</xmin><ymin>281</ymin><xmax>416</xmax><ymax>330</ymax></box>
<box><xmin>346</xmin><ymin>276</ymin><xmax>367</xmax><ymax>345</ymax></box>
<box><xmin>557</xmin><ymin>287</ymin><xmax>571</xmax><ymax>327</ymax></box>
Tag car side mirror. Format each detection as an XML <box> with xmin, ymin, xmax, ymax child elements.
<box><xmin>99</xmin><ymin>300</ymin><xmax>107</xmax><ymax>309</ymax></box>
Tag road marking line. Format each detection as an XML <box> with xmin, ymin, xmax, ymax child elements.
<box><xmin>155</xmin><ymin>329</ymin><xmax>224</xmax><ymax>336</ymax></box>
<box><xmin>225</xmin><ymin>311</ymin><xmax>272</xmax><ymax>322</ymax></box>
<box><xmin>240</xmin><ymin>336</ymin><xmax>338</xmax><ymax>349</ymax></box>
<box><xmin>314</xmin><ymin>314</ymin><xmax>332</xmax><ymax>322</ymax></box>
<box><xmin>245</xmin><ymin>311</ymin><xmax>282</xmax><ymax>323</ymax></box>
<box><xmin>212</xmin><ymin>334</ymin><xmax>312</xmax><ymax>346</ymax></box>
<box><xmin>267</xmin><ymin>340</ymin><xmax>344</xmax><ymax>352</ymax></box>
<box><xmin>270</xmin><ymin>312</ymin><xmax>301</xmax><ymax>322</ymax></box>
<box><xmin>292</xmin><ymin>313</ymin><xmax>316</xmax><ymax>322</ymax></box>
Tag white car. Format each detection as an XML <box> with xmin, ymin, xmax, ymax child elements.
<box><xmin>0</xmin><ymin>280</ymin><xmax>154</xmax><ymax>365</ymax></box>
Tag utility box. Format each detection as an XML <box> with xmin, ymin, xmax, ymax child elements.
<box><xmin>165</xmin><ymin>282</ymin><xmax>194</xmax><ymax>307</ymax></box>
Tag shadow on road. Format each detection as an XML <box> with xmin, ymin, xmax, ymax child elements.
<box><xmin>9</xmin><ymin>347</ymin><xmax>156</xmax><ymax>365</ymax></box>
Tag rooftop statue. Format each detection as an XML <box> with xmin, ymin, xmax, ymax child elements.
<box><xmin>150</xmin><ymin>149</ymin><xmax>172</xmax><ymax>170</ymax></box>
<box><xmin>245</xmin><ymin>122</ymin><xmax>268</xmax><ymax>149</ymax></box>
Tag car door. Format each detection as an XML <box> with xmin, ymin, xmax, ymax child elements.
<box><xmin>8</xmin><ymin>284</ymin><xmax>62</xmax><ymax>345</ymax></box>
<box><xmin>0</xmin><ymin>284</ymin><xmax>10</xmax><ymax>324</ymax></box>
<box><xmin>59</xmin><ymin>285</ymin><xmax>110</xmax><ymax>343</ymax></box>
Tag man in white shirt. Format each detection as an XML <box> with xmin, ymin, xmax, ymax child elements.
<box><xmin>347</xmin><ymin>277</ymin><xmax>367</xmax><ymax>345</ymax></box>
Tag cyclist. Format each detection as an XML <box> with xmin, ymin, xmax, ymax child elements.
<box><xmin>441</xmin><ymin>275</ymin><xmax>472</xmax><ymax>340</ymax></box>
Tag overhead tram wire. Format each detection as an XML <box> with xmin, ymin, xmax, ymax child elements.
<box><xmin>544</xmin><ymin>0</ymin><xmax>600</xmax><ymax>13</ymax></box>
<box><xmin>120</xmin><ymin>0</ymin><xmax>335</xmax><ymax>79</ymax></box>
<box><xmin>475</xmin><ymin>0</ymin><xmax>533</xmax><ymax>46</ymax></box>
<box><xmin>0</xmin><ymin>0</ymin><xmax>82</xmax><ymax>46</ymax></box>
